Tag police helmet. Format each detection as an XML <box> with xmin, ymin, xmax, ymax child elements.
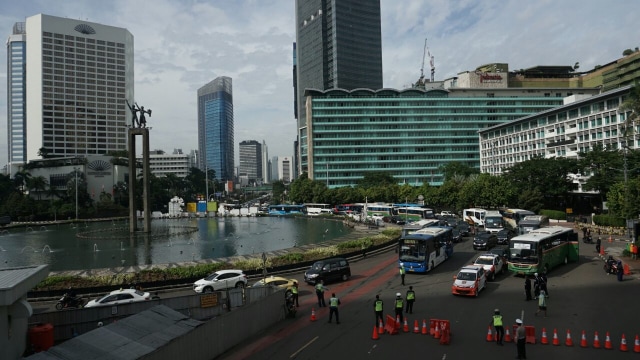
<box><xmin>396</xmin><ymin>292</ymin><xmax>401</xmax><ymax>297</ymax></box>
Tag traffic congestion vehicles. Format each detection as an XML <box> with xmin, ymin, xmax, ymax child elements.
<box><xmin>463</xmin><ymin>208</ymin><xmax>486</xmax><ymax>227</ymax></box>
<box><xmin>502</xmin><ymin>208</ymin><xmax>536</xmax><ymax>229</ymax></box>
<box><xmin>483</xmin><ymin>210</ymin><xmax>504</xmax><ymax>233</ymax></box>
<box><xmin>268</xmin><ymin>204</ymin><xmax>307</xmax><ymax>216</ymax></box>
<box><xmin>399</xmin><ymin>226</ymin><xmax>453</xmax><ymax>273</ymax></box>
<box><xmin>507</xmin><ymin>226</ymin><xmax>579</xmax><ymax>275</ymax></box>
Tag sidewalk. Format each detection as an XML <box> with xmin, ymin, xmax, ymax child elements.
<box><xmin>586</xmin><ymin>232</ymin><xmax>639</xmax><ymax>277</ymax></box>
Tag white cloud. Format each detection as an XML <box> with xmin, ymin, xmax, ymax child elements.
<box><xmin>0</xmin><ymin>0</ymin><xmax>637</xmax><ymax>168</ymax></box>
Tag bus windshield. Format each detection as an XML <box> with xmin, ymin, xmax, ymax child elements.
<box><xmin>400</xmin><ymin>240</ymin><xmax>427</xmax><ymax>262</ymax></box>
<box><xmin>509</xmin><ymin>241</ymin><xmax>539</xmax><ymax>263</ymax></box>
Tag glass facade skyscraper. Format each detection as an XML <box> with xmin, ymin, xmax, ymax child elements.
<box><xmin>239</xmin><ymin>140</ymin><xmax>262</xmax><ymax>182</ymax></box>
<box><xmin>295</xmin><ymin>0</ymin><xmax>383</xmax><ymax>174</ymax></box>
<box><xmin>198</xmin><ymin>76</ymin><xmax>234</xmax><ymax>181</ymax></box>
<box><xmin>7</xmin><ymin>22</ymin><xmax>27</xmax><ymax>168</ymax></box>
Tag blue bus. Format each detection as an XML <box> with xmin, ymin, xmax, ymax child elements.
<box><xmin>268</xmin><ymin>204</ymin><xmax>307</xmax><ymax>216</ymax></box>
<box><xmin>399</xmin><ymin>226</ymin><xmax>454</xmax><ymax>273</ymax></box>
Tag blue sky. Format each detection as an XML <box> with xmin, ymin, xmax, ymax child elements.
<box><xmin>0</xmin><ymin>0</ymin><xmax>637</xmax><ymax>167</ymax></box>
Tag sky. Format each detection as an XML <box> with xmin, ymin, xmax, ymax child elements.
<box><xmin>0</xmin><ymin>0</ymin><xmax>638</xmax><ymax>168</ymax></box>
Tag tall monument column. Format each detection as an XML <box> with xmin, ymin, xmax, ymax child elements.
<box><xmin>127</xmin><ymin>100</ymin><xmax>153</xmax><ymax>233</ymax></box>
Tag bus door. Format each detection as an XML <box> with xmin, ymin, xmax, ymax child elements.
<box><xmin>568</xmin><ymin>231</ymin><xmax>579</xmax><ymax>261</ymax></box>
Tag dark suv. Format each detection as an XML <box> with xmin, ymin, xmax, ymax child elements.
<box><xmin>473</xmin><ymin>231</ymin><xmax>498</xmax><ymax>250</ymax></box>
<box><xmin>304</xmin><ymin>257</ymin><xmax>351</xmax><ymax>285</ymax></box>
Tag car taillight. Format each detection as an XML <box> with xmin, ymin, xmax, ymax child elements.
<box><xmin>490</xmin><ymin>265</ymin><xmax>495</xmax><ymax>272</ymax></box>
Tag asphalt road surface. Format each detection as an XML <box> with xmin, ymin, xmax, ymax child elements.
<box><xmin>217</xmin><ymin>235</ymin><xmax>640</xmax><ymax>360</ymax></box>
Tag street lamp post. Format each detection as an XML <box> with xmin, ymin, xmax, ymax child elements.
<box><xmin>74</xmin><ymin>167</ymin><xmax>79</xmax><ymax>220</ymax></box>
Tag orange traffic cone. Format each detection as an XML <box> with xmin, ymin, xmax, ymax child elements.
<box><xmin>378</xmin><ymin>319</ymin><xmax>384</xmax><ymax>334</ymax></box>
<box><xmin>413</xmin><ymin>320</ymin><xmax>420</xmax><ymax>333</ymax></box>
<box><xmin>434</xmin><ymin>322</ymin><xmax>441</xmax><ymax>339</ymax></box>
<box><xmin>593</xmin><ymin>331</ymin><xmax>601</xmax><ymax>349</ymax></box>
<box><xmin>540</xmin><ymin>328</ymin><xmax>549</xmax><ymax>345</ymax></box>
<box><xmin>608</xmin><ymin>235</ymin><xmax>613</xmax><ymax>243</ymax></box>
<box><xmin>565</xmin><ymin>329</ymin><xmax>574</xmax><ymax>346</ymax></box>
<box><xmin>372</xmin><ymin>326</ymin><xmax>379</xmax><ymax>340</ymax></box>
<box><xmin>633</xmin><ymin>334</ymin><xmax>640</xmax><ymax>353</ymax></box>
<box><xmin>403</xmin><ymin>318</ymin><xmax>409</xmax><ymax>333</ymax></box>
<box><xmin>552</xmin><ymin>328</ymin><xmax>560</xmax><ymax>346</ymax></box>
<box><xmin>580</xmin><ymin>330</ymin><xmax>588</xmax><ymax>348</ymax></box>
<box><xmin>504</xmin><ymin>327</ymin><xmax>512</xmax><ymax>343</ymax></box>
<box><xmin>310</xmin><ymin>308</ymin><xmax>317</xmax><ymax>322</ymax></box>
<box><xmin>421</xmin><ymin>320</ymin><xmax>428</xmax><ymax>335</ymax></box>
<box><xmin>620</xmin><ymin>334</ymin><xmax>629</xmax><ymax>352</ymax></box>
<box><xmin>486</xmin><ymin>326</ymin><xmax>493</xmax><ymax>342</ymax></box>
<box><xmin>604</xmin><ymin>331</ymin><xmax>613</xmax><ymax>349</ymax></box>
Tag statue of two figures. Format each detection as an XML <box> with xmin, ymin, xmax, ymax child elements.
<box><xmin>126</xmin><ymin>100</ymin><xmax>152</xmax><ymax>128</ymax></box>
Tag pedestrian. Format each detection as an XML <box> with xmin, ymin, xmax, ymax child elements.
<box><xmin>373</xmin><ymin>295</ymin><xmax>384</xmax><ymax>326</ymax></box>
<box><xmin>361</xmin><ymin>243</ymin><xmax>367</xmax><ymax>258</ymax></box>
<box><xmin>405</xmin><ymin>286</ymin><xmax>416</xmax><ymax>314</ymax></box>
<box><xmin>490</xmin><ymin>309</ymin><xmax>504</xmax><ymax>345</ymax></box>
<box><xmin>291</xmin><ymin>282</ymin><xmax>299</xmax><ymax>307</ymax></box>
<box><xmin>524</xmin><ymin>275</ymin><xmax>532</xmax><ymax>301</ymax></box>
<box><xmin>617</xmin><ymin>259</ymin><xmax>624</xmax><ymax>281</ymax></box>
<box><xmin>515</xmin><ymin>318</ymin><xmax>526</xmax><ymax>359</ymax></box>
<box><xmin>327</xmin><ymin>293</ymin><xmax>340</xmax><ymax>324</ymax></box>
<box><xmin>533</xmin><ymin>273</ymin><xmax>540</xmax><ymax>298</ymax></box>
<box><xmin>535</xmin><ymin>289</ymin><xmax>547</xmax><ymax>317</ymax></box>
<box><xmin>394</xmin><ymin>292</ymin><xmax>404</xmax><ymax>324</ymax></box>
<box><xmin>399</xmin><ymin>264</ymin><xmax>406</xmax><ymax>286</ymax></box>
<box><xmin>596</xmin><ymin>237</ymin><xmax>601</xmax><ymax>254</ymax></box>
<box><xmin>539</xmin><ymin>271</ymin><xmax>549</xmax><ymax>296</ymax></box>
<box><xmin>315</xmin><ymin>280</ymin><xmax>327</xmax><ymax>307</ymax></box>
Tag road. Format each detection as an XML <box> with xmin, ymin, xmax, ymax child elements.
<box><xmin>217</xmin><ymin>233</ymin><xmax>640</xmax><ymax>360</ymax></box>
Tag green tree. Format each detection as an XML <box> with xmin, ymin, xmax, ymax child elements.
<box><xmin>37</xmin><ymin>147</ymin><xmax>52</xmax><ymax>159</ymax></box>
<box><xmin>578</xmin><ymin>144</ymin><xmax>625</xmax><ymax>202</ymax></box>
<box><xmin>440</xmin><ymin>162</ymin><xmax>480</xmax><ymax>182</ymax></box>
<box><xmin>621</xmin><ymin>84</ymin><xmax>640</xmax><ymax>141</ymax></box>
<box><xmin>27</xmin><ymin>175</ymin><xmax>48</xmax><ymax>201</ymax></box>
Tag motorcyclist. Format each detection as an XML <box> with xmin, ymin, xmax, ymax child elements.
<box><xmin>605</xmin><ymin>256</ymin><xmax>617</xmax><ymax>274</ymax></box>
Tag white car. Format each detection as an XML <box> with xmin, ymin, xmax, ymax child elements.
<box><xmin>451</xmin><ymin>265</ymin><xmax>487</xmax><ymax>297</ymax></box>
<box><xmin>193</xmin><ymin>269</ymin><xmax>248</xmax><ymax>293</ymax></box>
<box><xmin>473</xmin><ymin>253</ymin><xmax>505</xmax><ymax>281</ymax></box>
<box><xmin>438</xmin><ymin>211</ymin><xmax>456</xmax><ymax>217</ymax></box>
<box><xmin>84</xmin><ymin>289</ymin><xmax>151</xmax><ymax>308</ymax></box>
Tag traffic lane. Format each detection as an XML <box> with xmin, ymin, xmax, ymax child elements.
<box><xmin>219</xmin><ymin>240</ymin><xmax>640</xmax><ymax>359</ymax></box>
<box><xmin>217</xmin><ymin>251</ymin><xmax>402</xmax><ymax>360</ymax></box>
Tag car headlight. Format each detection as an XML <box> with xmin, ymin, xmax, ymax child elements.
<box><xmin>306</xmin><ymin>273</ymin><xmax>318</xmax><ymax>278</ymax></box>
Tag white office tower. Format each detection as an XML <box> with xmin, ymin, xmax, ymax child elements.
<box><xmin>20</xmin><ymin>14</ymin><xmax>134</xmax><ymax>162</ymax></box>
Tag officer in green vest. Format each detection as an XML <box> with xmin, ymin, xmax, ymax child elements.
<box><xmin>315</xmin><ymin>280</ymin><xmax>327</xmax><ymax>307</ymax></box>
<box><xmin>328</xmin><ymin>293</ymin><xmax>341</xmax><ymax>324</ymax></box>
<box><xmin>373</xmin><ymin>295</ymin><xmax>384</xmax><ymax>326</ymax></box>
<box><xmin>405</xmin><ymin>286</ymin><xmax>416</xmax><ymax>314</ymax></box>
<box><xmin>399</xmin><ymin>264</ymin><xmax>406</xmax><ymax>285</ymax></box>
<box><xmin>490</xmin><ymin>308</ymin><xmax>504</xmax><ymax>345</ymax></box>
<box><xmin>291</xmin><ymin>282</ymin><xmax>299</xmax><ymax>307</ymax></box>
<box><xmin>394</xmin><ymin>292</ymin><xmax>404</xmax><ymax>323</ymax></box>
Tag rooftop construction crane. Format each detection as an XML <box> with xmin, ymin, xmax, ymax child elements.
<box><xmin>415</xmin><ymin>38</ymin><xmax>435</xmax><ymax>88</ymax></box>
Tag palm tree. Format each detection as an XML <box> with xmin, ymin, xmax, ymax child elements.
<box><xmin>13</xmin><ymin>170</ymin><xmax>31</xmax><ymax>194</ymax></box>
<box><xmin>27</xmin><ymin>176</ymin><xmax>48</xmax><ymax>201</ymax></box>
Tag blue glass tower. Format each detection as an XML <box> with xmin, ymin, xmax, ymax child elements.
<box><xmin>197</xmin><ymin>77</ymin><xmax>234</xmax><ymax>181</ymax></box>
<box><xmin>6</xmin><ymin>22</ymin><xmax>27</xmax><ymax>170</ymax></box>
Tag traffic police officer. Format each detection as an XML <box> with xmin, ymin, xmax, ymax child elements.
<box><xmin>394</xmin><ymin>292</ymin><xmax>404</xmax><ymax>323</ymax></box>
<box><xmin>315</xmin><ymin>280</ymin><xmax>327</xmax><ymax>307</ymax></box>
<box><xmin>291</xmin><ymin>282</ymin><xmax>299</xmax><ymax>307</ymax></box>
<box><xmin>328</xmin><ymin>293</ymin><xmax>341</xmax><ymax>324</ymax></box>
<box><xmin>374</xmin><ymin>295</ymin><xmax>384</xmax><ymax>326</ymax></box>
<box><xmin>490</xmin><ymin>309</ymin><xmax>504</xmax><ymax>345</ymax></box>
<box><xmin>405</xmin><ymin>286</ymin><xmax>416</xmax><ymax>314</ymax></box>
<box><xmin>399</xmin><ymin>264</ymin><xmax>406</xmax><ymax>285</ymax></box>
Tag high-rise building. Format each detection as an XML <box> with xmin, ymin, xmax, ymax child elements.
<box><xmin>278</xmin><ymin>156</ymin><xmax>293</xmax><ymax>183</ymax></box>
<box><xmin>261</xmin><ymin>140</ymin><xmax>270</xmax><ymax>184</ymax></box>
<box><xmin>239</xmin><ymin>140</ymin><xmax>262</xmax><ymax>183</ymax></box>
<box><xmin>145</xmin><ymin>149</ymin><xmax>191</xmax><ymax>178</ymax></box>
<box><xmin>197</xmin><ymin>76</ymin><xmax>234</xmax><ymax>181</ymax></box>
<box><xmin>9</xmin><ymin>14</ymin><xmax>134</xmax><ymax>169</ymax></box>
<box><xmin>295</xmin><ymin>0</ymin><xmax>383</xmax><ymax>175</ymax></box>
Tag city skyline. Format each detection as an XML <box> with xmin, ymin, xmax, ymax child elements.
<box><xmin>1</xmin><ymin>1</ymin><xmax>637</xmax><ymax>169</ymax></box>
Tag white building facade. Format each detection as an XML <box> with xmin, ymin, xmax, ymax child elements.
<box><xmin>479</xmin><ymin>86</ymin><xmax>634</xmax><ymax>178</ymax></box>
<box><xmin>146</xmin><ymin>149</ymin><xmax>192</xmax><ymax>178</ymax></box>
<box><xmin>22</xmin><ymin>14</ymin><xmax>134</xmax><ymax>163</ymax></box>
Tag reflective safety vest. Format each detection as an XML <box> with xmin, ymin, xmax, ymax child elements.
<box><xmin>315</xmin><ymin>284</ymin><xmax>324</xmax><ymax>293</ymax></box>
<box><xmin>330</xmin><ymin>297</ymin><xmax>339</xmax><ymax>307</ymax></box>
<box><xmin>395</xmin><ymin>298</ymin><xmax>404</xmax><ymax>309</ymax></box>
<box><xmin>493</xmin><ymin>315</ymin><xmax>503</xmax><ymax>326</ymax></box>
<box><xmin>291</xmin><ymin>286</ymin><xmax>298</xmax><ymax>294</ymax></box>
<box><xmin>406</xmin><ymin>291</ymin><xmax>415</xmax><ymax>300</ymax></box>
<box><xmin>375</xmin><ymin>300</ymin><xmax>383</xmax><ymax>312</ymax></box>
<box><xmin>400</xmin><ymin>267</ymin><xmax>406</xmax><ymax>275</ymax></box>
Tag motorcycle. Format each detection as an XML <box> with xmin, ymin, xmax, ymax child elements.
<box><xmin>583</xmin><ymin>235</ymin><xmax>593</xmax><ymax>243</ymax></box>
<box><xmin>604</xmin><ymin>258</ymin><xmax>619</xmax><ymax>275</ymax></box>
<box><xmin>55</xmin><ymin>293</ymin><xmax>85</xmax><ymax>310</ymax></box>
<box><xmin>284</xmin><ymin>292</ymin><xmax>297</xmax><ymax>318</ymax></box>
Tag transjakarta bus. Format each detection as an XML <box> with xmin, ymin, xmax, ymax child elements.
<box><xmin>360</xmin><ymin>203</ymin><xmax>394</xmax><ymax>218</ymax></box>
<box><xmin>463</xmin><ymin>208</ymin><xmax>486</xmax><ymax>227</ymax></box>
<box><xmin>401</xmin><ymin>219</ymin><xmax>441</xmax><ymax>237</ymax></box>
<box><xmin>268</xmin><ymin>204</ymin><xmax>307</xmax><ymax>216</ymax></box>
<box><xmin>507</xmin><ymin>226</ymin><xmax>579</xmax><ymax>275</ymax></box>
<box><xmin>399</xmin><ymin>227</ymin><xmax>453</xmax><ymax>273</ymax></box>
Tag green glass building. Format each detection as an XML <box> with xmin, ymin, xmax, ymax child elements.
<box><xmin>304</xmin><ymin>87</ymin><xmax>600</xmax><ymax>188</ymax></box>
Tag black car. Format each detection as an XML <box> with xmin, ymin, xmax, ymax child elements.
<box><xmin>451</xmin><ymin>228</ymin><xmax>463</xmax><ymax>243</ymax></box>
<box><xmin>473</xmin><ymin>231</ymin><xmax>498</xmax><ymax>250</ymax></box>
<box><xmin>455</xmin><ymin>221</ymin><xmax>470</xmax><ymax>236</ymax></box>
<box><xmin>389</xmin><ymin>216</ymin><xmax>407</xmax><ymax>225</ymax></box>
<box><xmin>496</xmin><ymin>228</ymin><xmax>516</xmax><ymax>245</ymax></box>
<box><xmin>487</xmin><ymin>247</ymin><xmax>510</xmax><ymax>263</ymax></box>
